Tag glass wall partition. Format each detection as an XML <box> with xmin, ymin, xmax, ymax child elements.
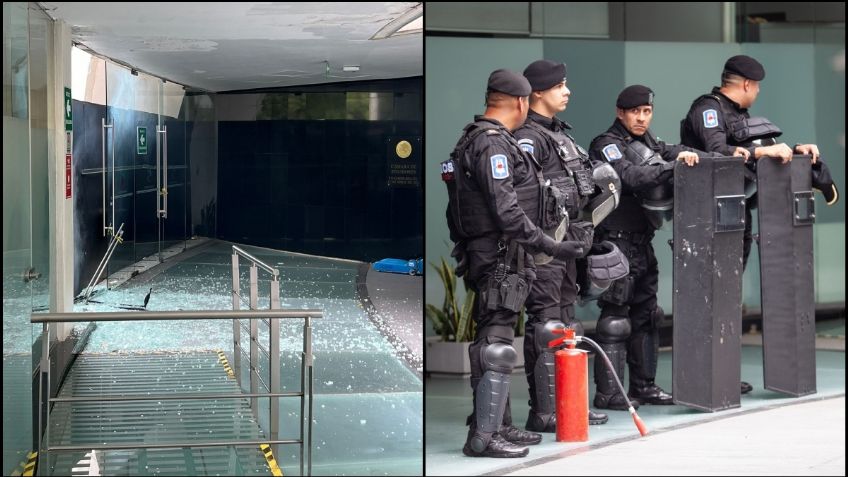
<box><xmin>103</xmin><ymin>62</ymin><xmax>137</xmax><ymax>278</ymax></box>
<box><xmin>131</xmin><ymin>69</ymin><xmax>164</xmax><ymax>262</ymax></box>
<box><xmin>161</xmin><ymin>81</ymin><xmax>188</xmax><ymax>253</ymax></box>
<box><xmin>3</xmin><ymin>2</ymin><xmax>53</xmax><ymax>473</ymax></box>
<box><xmin>71</xmin><ymin>47</ymin><xmax>107</xmax><ymax>295</ymax></box>
<box><xmin>72</xmin><ymin>52</ymin><xmax>190</xmax><ymax>293</ymax></box>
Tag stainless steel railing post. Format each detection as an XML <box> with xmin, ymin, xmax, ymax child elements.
<box><xmin>32</xmin><ymin>309</ymin><xmax>321</xmax><ymax>476</ymax></box>
<box><xmin>249</xmin><ymin>264</ymin><xmax>259</xmax><ymax>415</ymax></box>
<box><xmin>306</xmin><ymin>316</ymin><xmax>313</xmax><ymax>477</ymax></box>
<box><xmin>270</xmin><ymin>276</ymin><xmax>281</xmax><ymax>458</ymax></box>
<box><xmin>84</xmin><ymin>223</ymin><xmax>124</xmax><ymax>302</ymax></box>
<box><xmin>232</xmin><ymin>252</ymin><xmax>241</xmax><ymax>388</ymax></box>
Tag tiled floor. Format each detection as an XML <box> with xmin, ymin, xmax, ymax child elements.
<box><xmin>7</xmin><ymin>240</ymin><xmax>422</xmax><ymax>476</ymax></box>
<box><xmin>425</xmin><ymin>320</ymin><xmax>845</xmax><ymax>476</ymax></box>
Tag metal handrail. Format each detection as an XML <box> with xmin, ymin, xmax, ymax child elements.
<box><xmin>83</xmin><ymin>222</ymin><xmax>124</xmax><ymax>302</ymax></box>
<box><xmin>49</xmin><ymin>439</ymin><xmax>302</xmax><ymax>452</ymax></box>
<box><xmin>33</xmin><ymin>308</ymin><xmax>319</xmax><ymax>476</ymax></box>
<box><xmin>230</xmin><ymin>244</ymin><xmax>298</xmax><ymax>472</ymax></box>
<box><xmin>32</xmin><ymin>309</ymin><xmax>322</xmax><ymax>323</ymax></box>
<box><xmin>232</xmin><ymin>245</ymin><xmax>279</xmax><ymax>277</ymax></box>
<box><xmin>50</xmin><ymin>392</ymin><xmax>303</xmax><ymax>403</ymax></box>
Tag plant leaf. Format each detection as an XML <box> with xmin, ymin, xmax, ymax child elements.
<box><xmin>457</xmin><ymin>289</ymin><xmax>476</xmax><ymax>342</ymax></box>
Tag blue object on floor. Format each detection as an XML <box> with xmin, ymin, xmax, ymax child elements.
<box><xmin>374</xmin><ymin>258</ymin><xmax>423</xmax><ymax>275</ymax></box>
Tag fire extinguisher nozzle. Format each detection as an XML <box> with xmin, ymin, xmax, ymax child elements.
<box><xmin>631</xmin><ymin>412</ymin><xmax>649</xmax><ymax>437</ymax></box>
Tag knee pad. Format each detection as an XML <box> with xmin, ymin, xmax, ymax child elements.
<box><xmin>534</xmin><ymin>320</ymin><xmax>566</xmax><ymax>351</ymax></box>
<box><xmin>482</xmin><ymin>342</ymin><xmax>517</xmax><ymax>374</ymax></box>
<box><xmin>595</xmin><ymin>314</ymin><xmax>631</xmax><ymax>344</ymax></box>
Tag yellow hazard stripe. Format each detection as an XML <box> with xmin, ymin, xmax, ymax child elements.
<box><xmin>260</xmin><ymin>444</ymin><xmax>283</xmax><ymax>476</ymax></box>
<box><xmin>22</xmin><ymin>451</ymin><xmax>37</xmax><ymax>476</ymax></box>
<box><xmin>217</xmin><ymin>351</ymin><xmax>235</xmax><ymax>379</ymax></box>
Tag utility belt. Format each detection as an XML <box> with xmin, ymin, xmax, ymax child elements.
<box><xmin>482</xmin><ymin>238</ymin><xmax>531</xmax><ymax>313</ymax></box>
<box><xmin>603</xmin><ymin>230</ymin><xmax>654</xmax><ymax>245</ymax></box>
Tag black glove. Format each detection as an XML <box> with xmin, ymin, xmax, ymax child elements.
<box><xmin>553</xmin><ymin>240</ymin><xmax>587</xmax><ymax>260</ymax></box>
<box><xmin>451</xmin><ymin>242</ymin><xmax>468</xmax><ymax>277</ymax></box>
<box><xmin>811</xmin><ymin>158</ymin><xmax>839</xmax><ymax>205</ymax></box>
<box><xmin>567</xmin><ymin>221</ymin><xmax>594</xmax><ymax>251</ymax></box>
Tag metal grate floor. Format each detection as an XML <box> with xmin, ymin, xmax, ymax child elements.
<box><xmin>43</xmin><ymin>352</ymin><xmax>275</xmax><ymax>476</ymax></box>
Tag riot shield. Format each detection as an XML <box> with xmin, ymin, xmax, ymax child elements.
<box><xmin>672</xmin><ymin>156</ymin><xmax>745</xmax><ymax>412</ymax></box>
<box><xmin>757</xmin><ymin>155</ymin><xmax>816</xmax><ymax>397</ymax></box>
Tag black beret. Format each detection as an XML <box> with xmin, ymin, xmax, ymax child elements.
<box><xmin>723</xmin><ymin>55</ymin><xmax>765</xmax><ymax>81</ymax></box>
<box><xmin>487</xmin><ymin>69</ymin><xmax>531</xmax><ymax>97</ymax></box>
<box><xmin>523</xmin><ymin>60</ymin><xmax>567</xmax><ymax>91</ymax></box>
<box><xmin>616</xmin><ymin>85</ymin><xmax>654</xmax><ymax>109</ymax></box>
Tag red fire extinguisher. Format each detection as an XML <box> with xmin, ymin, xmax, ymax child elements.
<box><xmin>550</xmin><ymin>328</ymin><xmax>649</xmax><ymax>439</ymax></box>
<box><xmin>554</xmin><ymin>328</ymin><xmax>588</xmax><ymax>442</ymax></box>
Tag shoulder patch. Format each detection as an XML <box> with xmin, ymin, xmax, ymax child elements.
<box><xmin>602</xmin><ymin>144</ymin><xmax>623</xmax><ymax>162</ymax></box>
<box><xmin>490</xmin><ymin>154</ymin><xmax>509</xmax><ymax>180</ymax></box>
<box><xmin>703</xmin><ymin>109</ymin><xmax>719</xmax><ymax>128</ymax></box>
<box><xmin>517</xmin><ymin>138</ymin><xmax>535</xmax><ymax>155</ymax></box>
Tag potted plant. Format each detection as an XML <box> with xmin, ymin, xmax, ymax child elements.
<box><xmin>425</xmin><ymin>257</ymin><xmax>524</xmax><ymax>375</ymax></box>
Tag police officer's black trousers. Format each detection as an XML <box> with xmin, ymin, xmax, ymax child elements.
<box><xmin>598</xmin><ymin>238</ymin><xmax>660</xmax><ymax>389</ymax></box>
<box><xmin>465</xmin><ymin>255</ymin><xmax>525</xmax><ymax>433</ymax></box>
<box><xmin>523</xmin><ymin>258</ymin><xmax>578</xmax><ymax>412</ymax></box>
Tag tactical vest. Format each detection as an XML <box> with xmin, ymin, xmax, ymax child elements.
<box><xmin>519</xmin><ymin>120</ymin><xmax>595</xmax><ymax>218</ymax></box>
<box><xmin>592</xmin><ymin>132</ymin><xmax>657</xmax><ymax>233</ymax></box>
<box><xmin>680</xmin><ymin>93</ymin><xmax>781</xmax><ymax>149</ymax></box>
<box><xmin>442</xmin><ymin>121</ymin><xmax>543</xmax><ymax>240</ymax></box>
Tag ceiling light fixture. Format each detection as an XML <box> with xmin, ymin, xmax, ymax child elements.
<box><xmin>343</xmin><ymin>65</ymin><xmax>360</xmax><ymax>72</ymax></box>
<box><xmin>370</xmin><ymin>3</ymin><xmax>423</xmax><ymax>40</ymax></box>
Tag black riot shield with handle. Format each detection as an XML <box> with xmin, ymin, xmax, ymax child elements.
<box><xmin>672</xmin><ymin>156</ymin><xmax>745</xmax><ymax>412</ymax></box>
<box><xmin>757</xmin><ymin>155</ymin><xmax>816</xmax><ymax>397</ymax></box>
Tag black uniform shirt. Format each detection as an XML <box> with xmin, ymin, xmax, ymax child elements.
<box><xmin>460</xmin><ymin>116</ymin><xmax>549</xmax><ymax>251</ymax></box>
<box><xmin>588</xmin><ymin>119</ymin><xmax>704</xmax><ymax>232</ymax></box>
<box><xmin>680</xmin><ymin>87</ymin><xmax>756</xmax><ymax>157</ymax></box>
<box><xmin>515</xmin><ymin>110</ymin><xmax>597</xmax><ymax>215</ymax></box>
<box><xmin>589</xmin><ymin>119</ymin><xmax>697</xmax><ymax>194</ymax></box>
<box><xmin>514</xmin><ymin>110</ymin><xmax>574</xmax><ymax>175</ymax></box>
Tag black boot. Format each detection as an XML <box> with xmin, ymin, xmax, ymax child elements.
<box><xmin>589</xmin><ymin>409</ymin><xmax>608</xmax><ymax>425</ymax></box>
<box><xmin>463</xmin><ymin>432</ymin><xmax>529</xmax><ymax>458</ymax></box>
<box><xmin>741</xmin><ymin>381</ymin><xmax>753</xmax><ymax>394</ymax></box>
<box><xmin>629</xmin><ymin>383</ymin><xmax>674</xmax><ymax>405</ymax></box>
<box><xmin>465</xmin><ymin>340</ymin><xmax>522</xmax><ymax>457</ymax></box>
<box><xmin>499</xmin><ymin>425</ymin><xmax>542</xmax><ymax>445</ymax></box>
<box><xmin>627</xmin><ymin>327</ymin><xmax>673</xmax><ymax>405</ymax></box>
<box><xmin>593</xmin><ymin>342</ymin><xmax>639</xmax><ymax>411</ymax></box>
<box><xmin>525</xmin><ymin>319</ymin><xmax>565</xmax><ymax>433</ymax></box>
<box><xmin>525</xmin><ymin>409</ymin><xmax>556</xmax><ymax>433</ymax></box>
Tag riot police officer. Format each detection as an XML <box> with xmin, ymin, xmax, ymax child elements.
<box><xmin>588</xmin><ymin>85</ymin><xmax>726</xmax><ymax>410</ymax></box>
<box><xmin>443</xmin><ymin>69</ymin><xmax>589</xmax><ymax>458</ymax></box>
<box><xmin>679</xmin><ymin>55</ymin><xmax>840</xmax><ymax>394</ymax></box>
<box><xmin>514</xmin><ymin>59</ymin><xmax>609</xmax><ymax>430</ymax></box>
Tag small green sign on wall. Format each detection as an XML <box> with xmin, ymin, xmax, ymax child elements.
<box><xmin>137</xmin><ymin>126</ymin><xmax>147</xmax><ymax>155</ymax></box>
<box><xmin>64</xmin><ymin>87</ymin><xmax>72</xmax><ymax>131</ymax></box>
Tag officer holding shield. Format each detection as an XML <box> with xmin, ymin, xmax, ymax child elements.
<box><xmin>587</xmin><ymin>85</ymin><xmax>734</xmax><ymax>410</ymax></box>
<box><xmin>680</xmin><ymin>55</ymin><xmax>840</xmax><ymax>394</ymax></box>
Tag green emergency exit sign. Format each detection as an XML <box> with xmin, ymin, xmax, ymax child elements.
<box><xmin>64</xmin><ymin>87</ymin><xmax>72</xmax><ymax>131</ymax></box>
<box><xmin>137</xmin><ymin>127</ymin><xmax>147</xmax><ymax>154</ymax></box>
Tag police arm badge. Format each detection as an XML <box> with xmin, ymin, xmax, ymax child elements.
<box><xmin>517</xmin><ymin>138</ymin><xmax>535</xmax><ymax>155</ymax></box>
<box><xmin>490</xmin><ymin>154</ymin><xmax>509</xmax><ymax>179</ymax></box>
<box><xmin>703</xmin><ymin>109</ymin><xmax>719</xmax><ymax>128</ymax></box>
<box><xmin>602</xmin><ymin>143</ymin><xmax>623</xmax><ymax>162</ymax></box>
